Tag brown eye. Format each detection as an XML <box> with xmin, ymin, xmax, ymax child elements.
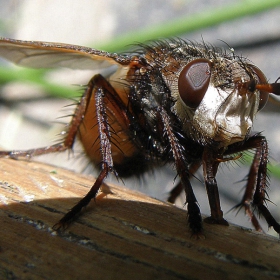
<box><xmin>250</xmin><ymin>65</ymin><xmax>269</xmax><ymax>111</ymax></box>
<box><xmin>178</xmin><ymin>58</ymin><xmax>211</xmax><ymax>108</ymax></box>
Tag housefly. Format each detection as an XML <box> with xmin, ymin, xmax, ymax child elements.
<box><xmin>0</xmin><ymin>37</ymin><xmax>279</xmax><ymax>237</ymax></box>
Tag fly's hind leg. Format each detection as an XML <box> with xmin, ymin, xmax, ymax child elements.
<box><xmin>0</xmin><ymin>76</ymin><xmax>95</xmax><ymax>159</ymax></box>
<box><xmin>54</xmin><ymin>78</ymin><xmax>116</xmax><ymax>229</ymax></box>
<box><xmin>55</xmin><ymin>73</ymin><xmax>139</xmax><ymax>228</ymax></box>
<box><xmin>0</xmin><ymin>74</ymin><xmax>132</xmax><ymax>229</ymax></box>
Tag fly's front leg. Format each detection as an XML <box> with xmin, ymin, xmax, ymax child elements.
<box><xmin>235</xmin><ymin>135</ymin><xmax>280</xmax><ymax>234</ymax></box>
<box><xmin>203</xmin><ymin>147</ymin><xmax>229</xmax><ymax>226</ymax></box>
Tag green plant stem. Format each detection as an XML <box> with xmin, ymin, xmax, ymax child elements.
<box><xmin>95</xmin><ymin>0</ymin><xmax>280</xmax><ymax>52</ymax></box>
<box><xmin>0</xmin><ymin>67</ymin><xmax>78</xmax><ymax>98</ymax></box>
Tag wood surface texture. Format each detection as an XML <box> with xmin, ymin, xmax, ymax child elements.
<box><xmin>0</xmin><ymin>158</ymin><xmax>279</xmax><ymax>280</ymax></box>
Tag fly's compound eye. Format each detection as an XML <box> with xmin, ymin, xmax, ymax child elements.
<box><xmin>250</xmin><ymin>65</ymin><xmax>269</xmax><ymax>111</ymax></box>
<box><xmin>178</xmin><ymin>58</ymin><xmax>211</xmax><ymax>108</ymax></box>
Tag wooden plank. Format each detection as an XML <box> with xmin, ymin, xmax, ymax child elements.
<box><xmin>0</xmin><ymin>158</ymin><xmax>279</xmax><ymax>280</ymax></box>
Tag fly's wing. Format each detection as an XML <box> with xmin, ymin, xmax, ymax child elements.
<box><xmin>0</xmin><ymin>38</ymin><xmax>132</xmax><ymax>69</ymax></box>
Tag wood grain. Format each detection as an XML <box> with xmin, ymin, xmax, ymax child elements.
<box><xmin>0</xmin><ymin>158</ymin><xmax>279</xmax><ymax>280</ymax></box>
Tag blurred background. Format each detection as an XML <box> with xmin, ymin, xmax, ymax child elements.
<box><xmin>0</xmin><ymin>0</ymin><xmax>280</xmax><ymax>236</ymax></box>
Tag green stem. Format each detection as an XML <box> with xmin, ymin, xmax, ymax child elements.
<box><xmin>0</xmin><ymin>67</ymin><xmax>78</xmax><ymax>98</ymax></box>
<box><xmin>95</xmin><ymin>0</ymin><xmax>280</xmax><ymax>52</ymax></box>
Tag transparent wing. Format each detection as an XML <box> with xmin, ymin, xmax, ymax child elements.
<box><xmin>0</xmin><ymin>38</ymin><xmax>131</xmax><ymax>70</ymax></box>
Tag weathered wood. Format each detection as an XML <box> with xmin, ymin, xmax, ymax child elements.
<box><xmin>0</xmin><ymin>158</ymin><xmax>279</xmax><ymax>280</ymax></box>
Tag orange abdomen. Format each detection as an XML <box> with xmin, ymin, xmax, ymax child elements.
<box><xmin>78</xmin><ymin>85</ymin><xmax>140</xmax><ymax>166</ymax></box>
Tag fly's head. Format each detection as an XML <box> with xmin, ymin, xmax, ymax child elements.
<box><xmin>176</xmin><ymin>56</ymin><xmax>268</xmax><ymax>147</ymax></box>
<box><xmin>146</xmin><ymin>41</ymin><xmax>270</xmax><ymax>148</ymax></box>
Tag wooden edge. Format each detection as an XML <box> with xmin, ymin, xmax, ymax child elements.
<box><xmin>0</xmin><ymin>158</ymin><xmax>280</xmax><ymax>280</ymax></box>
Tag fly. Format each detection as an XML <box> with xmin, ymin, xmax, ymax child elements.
<box><xmin>0</xmin><ymin>37</ymin><xmax>279</xmax><ymax>237</ymax></box>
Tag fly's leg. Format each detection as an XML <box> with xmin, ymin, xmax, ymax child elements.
<box><xmin>167</xmin><ymin>182</ymin><xmax>184</xmax><ymax>204</ymax></box>
<box><xmin>0</xmin><ymin>76</ymin><xmax>96</xmax><ymax>159</ymax></box>
<box><xmin>0</xmin><ymin>74</ymin><xmax>133</xmax><ymax>229</ymax></box>
<box><xmin>203</xmin><ymin>147</ymin><xmax>229</xmax><ymax>226</ymax></box>
<box><xmin>0</xmin><ymin>76</ymin><xmax>102</xmax><ymax>227</ymax></box>
<box><xmin>233</xmin><ymin>135</ymin><xmax>280</xmax><ymax>234</ymax></box>
<box><xmin>238</xmin><ymin>136</ymin><xmax>266</xmax><ymax>232</ymax></box>
<box><xmin>167</xmin><ymin>160</ymin><xmax>201</xmax><ymax>204</ymax></box>
<box><xmin>54</xmin><ymin>73</ymin><xmax>138</xmax><ymax>228</ymax></box>
<box><xmin>55</xmin><ymin>80</ymin><xmax>117</xmax><ymax>228</ymax></box>
<box><xmin>159</xmin><ymin>108</ymin><xmax>203</xmax><ymax>236</ymax></box>
<box><xmin>55</xmin><ymin>166</ymin><xmax>108</xmax><ymax>229</ymax></box>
